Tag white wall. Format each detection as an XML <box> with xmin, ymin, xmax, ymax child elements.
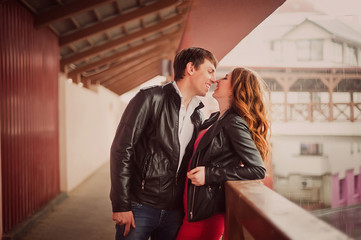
<box><xmin>271</xmin><ymin>124</ymin><xmax>361</xmax><ymax>179</ymax></box>
<box><xmin>271</xmin><ymin>127</ymin><xmax>361</xmax><ymax>207</ymax></box>
<box><xmin>59</xmin><ymin>74</ymin><xmax>125</xmax><ymax>192</ymax></box>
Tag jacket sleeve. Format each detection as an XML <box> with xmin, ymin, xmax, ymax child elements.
<box><xmin>110</xmin><ymin>90</ymin><xmax>152</xmax><ymax>212</ymax></box>
<box><xmin>205</xmin><ymin>117</ymin><xmax>266</xmax><ymax>185</ymax></box>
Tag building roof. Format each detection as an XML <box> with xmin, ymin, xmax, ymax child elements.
<box><xmin>308</xmin><ymin>17</ymin><xmax>361</xmax><ymax>45</ymax></box>
<box><xmin>277</xmin><ymin>17</ymin><xmax>361</xmax><ymax>46</ymax></box>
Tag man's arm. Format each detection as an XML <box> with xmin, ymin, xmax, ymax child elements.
<box><xmin>109</xmin><ymin>90</ymin><xmax>152</xmax><ymax>227</ymax></box>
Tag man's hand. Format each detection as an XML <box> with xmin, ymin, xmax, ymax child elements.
<box><xmin>187</xmin><ymin>166</ymin><xmax>205</xmax><ymax>186</ymax></box>
<box><xmin>112</xmin><ymin>211</ymin><xmax>135</xmax><ymax>236</ymax></box>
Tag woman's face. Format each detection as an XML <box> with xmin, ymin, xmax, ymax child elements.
<box><xmin>212</xmin><ymin>71</ymin><xmax>232</xmax><ymax>101</ymax></box>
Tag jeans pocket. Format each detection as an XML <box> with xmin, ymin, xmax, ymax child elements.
<box><xmin>131</xmin><ymin>201</ymin><xmax>143</xmax><ymax>209</ymax></box>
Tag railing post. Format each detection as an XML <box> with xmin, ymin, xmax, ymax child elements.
<box><xmin>350</xmin><ymin>92</ymin><xmax>354</xmax><ymax>122</ymax></box>
<box><xmin>284</xmin><ymin>90</ymin><xmax>288</xmax><ymax>122</ymax></box>
<box><xmin>329</xmin><ymin>89</ymin><xmax>333</xmax><ymax>121</ymax></box>
<box><xmin>309</xmin><ymin>92</ymin><xmax>313</xmax><ymax>122</ymax></box>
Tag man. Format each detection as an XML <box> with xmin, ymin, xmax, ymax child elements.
<box><xmin>110</xmin><ymin>47</ymin><xmax>217</xmax><ymax>240</ymax></box>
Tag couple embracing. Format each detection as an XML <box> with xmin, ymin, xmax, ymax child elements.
<box><xmin>110</xmin><ymin>47</ymin><xmax>270</xmax><ymax>240</ymax></box>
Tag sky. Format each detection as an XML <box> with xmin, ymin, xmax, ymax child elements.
<box><xmin>219</xmin><ymin>0</ymin><xmax>361</xmax><ymax>66</ymax></box>
<box><xmin>307</xmin><ymin>0</ymin><xmax>361</xmax><ymax>17</ymax></box>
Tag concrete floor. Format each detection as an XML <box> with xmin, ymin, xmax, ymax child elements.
<box><xmin>18</xmin><ymin>162</ymin><xmax>115</xmax><ymax>240</ymax></box>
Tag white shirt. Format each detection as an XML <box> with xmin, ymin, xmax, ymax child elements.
<box><xmin>172</xmin><ymin>81</ymin><xmax>201</xmax><ymax>171</ymax></box>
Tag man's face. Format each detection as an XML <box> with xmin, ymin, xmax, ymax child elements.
<box><xmin>190</xmin><ymin>59</ymin><xmax>216</xmax><ymax>97</ymax></box>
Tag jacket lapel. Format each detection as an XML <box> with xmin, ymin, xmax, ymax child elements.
<box><xmin>195</xmin><ymin>110</ymin><xmax>230</xmax><ymax>152</ymax></box>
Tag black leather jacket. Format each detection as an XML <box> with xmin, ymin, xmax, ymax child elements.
<box><xmin>187</xmin><ymin>109</ymin><xmax>266</xmax><ymax>222</ymax></box>
<box><xmin>110</xmin><ymin>82</ymin><xmax>204</xmax><ymax>212</ymax></box>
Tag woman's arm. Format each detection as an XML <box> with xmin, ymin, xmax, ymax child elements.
<box><xmin>205</xmin><ymin>117</ymin><xmax>266</xmax><ymax>185</ymax></box>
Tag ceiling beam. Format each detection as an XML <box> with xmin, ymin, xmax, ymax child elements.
<box><xmin>103</xmin><ymin>59</ymin><xmax>161</xmax><ymax>88</ymax></box>
<box><xmin>112</xmin><ymin>70</ymin><xmax>160</xmax><ymax>95</ymax></box>
<box><xmin>64</xmin><ymin>31</ymin><xmax>179</xmax><ymax>74</ymax></box>
<box><xmin>83</xmin><ymin>48</ymin><xmax>169</xmax><ymax>83</ymax></box>
<box><xmin>100</xmin><ymin>56</ymin><xmax>165</xmax><ymax>86</ymax></box>
<box><xmin>118</xmin><ymin>72</ymin><xmax>160</xmax><ymax>95</ymax></box>
<box><xmin>34</xmin><ymin>0</ymin><xmax>115</xmax><ymax>28</ymax></box>
<box><xmin>59</xmin><ymin>0</ymin><xmax>180</xmax><ymax>46</ymax></box>
<box><xmin>110</xmin><ymin>64</ymin><xmax>161</xmax><ymax>95</ymax></box>
<box><xmin>61</xmin><ymin>14</ymin><xmax>184</xmax><ymax>67</ymax></box>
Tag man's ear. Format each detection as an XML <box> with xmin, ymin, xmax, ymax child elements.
<box><xmin>186</xmin><ymin>62</ymin><xmax>195</xmax><ymax>76</ymax></box>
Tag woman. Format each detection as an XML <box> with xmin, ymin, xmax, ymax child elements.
<box><xmin>176</xmin><ymin>67</ymin><xmax>271</xmax><ymax>240</ymax></box>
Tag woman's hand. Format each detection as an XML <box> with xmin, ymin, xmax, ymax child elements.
<box><xmin>187</xmin><ymin>166</ymin><xmax>205</xmax><ymax>186</ymax></box>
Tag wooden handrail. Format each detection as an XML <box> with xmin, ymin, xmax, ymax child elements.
<box><xmin>224</xmin><ymin>181</ymin><xmax>352</xmax><ymax>240</ymax></box>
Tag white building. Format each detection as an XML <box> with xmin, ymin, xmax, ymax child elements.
<box><xmin>218</xmin><ymin>0</ymin><xmax>361</xmax><ymax>209</ymax></box>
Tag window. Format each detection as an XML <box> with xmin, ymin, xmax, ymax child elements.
<box><xmin>296</xmin><ymin>40</ymin><xmax>323</xmax><ymax>61</ymax></box>
<box><xmin>300</xmin><ymin>143</ymin><xmax>323</xmax><ymax>155</ymax></box>
<box><xmin>340</xmin><ymin>179</ymin><xmax>345</xmax><ymax>200</ymax></box>
<box><xmin>270</xmin><ymin>40</ymin><xmax>282</xmax><ymax>61</ymax></box>
<box><xmin>345</xmin><ymin>44</ymin><xmax>357</xmax><ymax>65</ymax></box>
<box><xmin>330</xmin><ymin>41</ymin><xmax>343</xmax><ymax>63</ymax></box>
<box><xmin>355</xmin><ymin>175</ymin><xmax>359</xmax><ymax>193</ymax></box>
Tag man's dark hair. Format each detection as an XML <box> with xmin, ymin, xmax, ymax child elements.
<box><xmin>173</xmin><ymin>47</ymin><xmax>217</xmax><ymax>81</ymax></box>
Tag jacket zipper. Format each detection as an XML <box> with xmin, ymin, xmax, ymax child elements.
<box><xmin>136</xmin><ymin>151</ymin><xmax>146</xmax><ymax>190</ymax></box>
<box><xmin>189</xmin><ymin>152</ymin><xmax>200</xmax><ymax>220</ymax></box>
<box><xmin>141</xmin><ymin>153</ymin><xmax>151</xmax><ymax>190</ymax></box>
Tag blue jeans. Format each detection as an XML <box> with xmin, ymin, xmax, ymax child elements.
<box><xmin>115</xmin><ymin>202</ymin><xmax>184</xmax><ymax>240</ymax></box>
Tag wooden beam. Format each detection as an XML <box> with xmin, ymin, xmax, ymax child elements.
<box><xmin>64</xmin><ymin>31</ymin><xmax>179</xmax><ymax>75</ymax></box>
<box><xmin>113</xmin><ymin>70</ymin><xmax>160</xmax><ymax>96</ymax></box>
<box><xmin>59</xmin><ymin>0</ymin><xmax>180</xmax><ymax>46</ymax></box>
<box><xmin>101</xmin><ymin>57</ymin><xmax>162</xmax><ymax>86</ymax></box>
<box><xmin>34</xmin><ymin>0</ymin><xmax>115</xmax><ymax>28</ymax></box>
<box><xmin>103</xmin><ymin>59</ymin><xmax>161</xmax><ymax>88</ymax></box>
<box><xmin>61</xmin><ymin>14</ymin><xmax>184</xmax><ymax>67</ymax></box>
<box><xmin>82</xmin><ymin>49</ymin><xmax>168</xmax><ymax>83</ymax></box>
<box><xmin>109</xmin><ymin>65</ymin><xmax>161</xmax><ymax>95</ymax></box>
<box><xmin>106</xmin><ymin>61</ymin><xmax>161</xmax><ymax>90</ymax></box>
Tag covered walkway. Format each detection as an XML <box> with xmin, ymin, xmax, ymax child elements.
<box><xmin>17</xmin><ymin>163</ymin><xmax>114</xmax><ymax>240</ymax></box>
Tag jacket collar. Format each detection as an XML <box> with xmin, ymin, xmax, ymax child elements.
<box><xmin>195</xmin><ymin>109</ymin><xmax>231</xmax><ymax>152</ymax></box>
<box><xmin>164</xmin><ymin>81</ymin><xmax>204</xmax><ymax>111</ymax></box>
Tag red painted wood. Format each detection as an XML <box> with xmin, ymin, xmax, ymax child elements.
<box><xmin>1</xmin><ymin>0</ymin><xmax>60</xmax><ymax>233</ymax></box>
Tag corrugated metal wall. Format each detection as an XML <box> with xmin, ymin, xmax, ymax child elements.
<box><xmin>0</xmin><ymin>0</ymin><xmax>60</xmax><ymax>233</ymax></box>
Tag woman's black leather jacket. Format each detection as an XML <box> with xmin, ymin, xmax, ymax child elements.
<box><xmin>187</xmin><ymin>109</ymin><xmax>266</xmax><ymax>222</ymax></box>
<box><xmin>110</xmin><ymin>83</ymin><xmax>204</xmax><ymax>212</ymax></box>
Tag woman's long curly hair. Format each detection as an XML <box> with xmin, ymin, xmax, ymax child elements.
<box><xmin>230</xmin><ymin>67</ymin><xmax>271</xmax><ymax>164</ymax></box>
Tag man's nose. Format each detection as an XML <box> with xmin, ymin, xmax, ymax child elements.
<box><xmin>214</xmin><ymin>78</ymin><xmax>221</xmax><ymax>83</ymax></box>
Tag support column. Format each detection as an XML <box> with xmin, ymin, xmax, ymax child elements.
<box><xmin>329</xmin><ymin>89</ymin><xmax>333</xmax><ymax>121</ymax></box>
<box><xmin>309</xmin><ymin>92</ymin><xmax>313</xmax><ymax>122</ymax></box>
<box><xmin>345</xmin><ymin>169</ymin><xmax>356</xmax><ymax>206</ymax></box>
<box><xmin>350</xmin><ymin>92</ymin><xmax>354</xmax><ymax>122</ymax></box>
<box><xmin>0</xmin><ymin>127</ymin><xmax>2</xmax><ymax>237</ymax></box>
<box><xmin>284</xmin><ymin>90</ymin><xmax>288</xmax><ymax>122</ymax></box>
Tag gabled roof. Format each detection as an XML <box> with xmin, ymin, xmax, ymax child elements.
<box><xmin>309</xmin><ymin>18</ymin><xmax>361</xmax><ymax>45</ymax></box>
<box><xmin>285</xmin><ymin>17</ymin><xmax>361</xmax><ymax>45</ymax></box>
